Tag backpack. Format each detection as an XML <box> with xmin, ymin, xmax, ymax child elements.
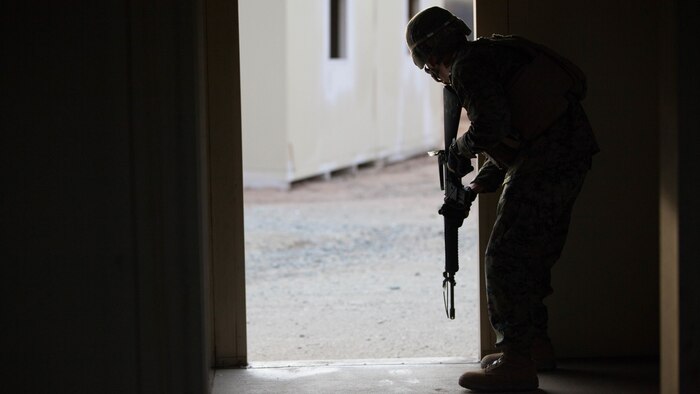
<box><xmin>487</xmin><ymin>34</ymin><xmax>587</xmax><ymax>140</ymax></box>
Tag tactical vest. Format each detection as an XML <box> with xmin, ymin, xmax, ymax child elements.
<box><xmin>480</xmin><ymin>35</ymin><xmax>587</xmax><ymax>167</ymax></box>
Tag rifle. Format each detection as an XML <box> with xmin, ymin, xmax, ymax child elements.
<box><xmin>428</xmin><ymin>86</ymin><xmax>475</xmax><ymax>320</ymax></box>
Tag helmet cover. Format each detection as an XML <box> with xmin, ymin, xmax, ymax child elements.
<box><xmin>406</xmin><ymin>6</ymin><xmax>471</xmax><ymax>68</ymax></box>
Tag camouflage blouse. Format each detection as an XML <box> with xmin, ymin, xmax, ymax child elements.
<box><xmin>449</xmin><ymin>36</ymin><xmax>600</xmax><ymax>192</ymax></box>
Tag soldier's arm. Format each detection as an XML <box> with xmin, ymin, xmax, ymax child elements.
<box><xmin>451</xmin><ymin>55</ymin><xmax>511</xmax><ymax>157</ymax></box>
<box><xmin>471</xmin><ymin>158</ymin><xmax>506</xmax><ymax>193</ymax></box>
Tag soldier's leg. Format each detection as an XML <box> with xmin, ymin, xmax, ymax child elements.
<box><xmin>528</xmin><ymin>162</ymin><xmax>589</xmax><ymax>342</ymax></box>
<box><xmin>484</xmin><ymin>181</ymin><xmax>538</xmax><ymax>353</ymax></box>
<box><xmin>465</xmin><ymin>166</ymin><xmax>587</xmax><ymax>391</ymax></box>
<box><xmin>485</xmin><ymin>161</ymin><xmax>589</xmax><ymax>352</ymax></box>
<box><xmin>464</xmin><ymin>186</ymin><xmax>541</xmax><ymax>391</ymax></box>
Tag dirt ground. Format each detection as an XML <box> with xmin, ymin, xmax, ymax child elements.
<box><xmin>243</xmin><ymin>154</ymin><xmax>480</xmax><ymax>363</ymax></box>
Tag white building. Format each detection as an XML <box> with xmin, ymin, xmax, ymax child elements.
<box><xmin>239</xmin><ymin>0</ymin><xmax>446</xmax><ymax>188</ymax></box>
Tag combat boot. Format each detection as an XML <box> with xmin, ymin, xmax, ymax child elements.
<box><xmin>459</xmin><ymin>351</ymin><xmax>538</xmax><ymax>392</ymax></box>
<box><xmin>480</xmin><ymin>337</ymin><xmax>557</xmax><ymax>371</ymax></box>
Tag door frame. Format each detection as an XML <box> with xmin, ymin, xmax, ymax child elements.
<box><xmin>204</xmin><ymin>0</ymin><xmax>248</xmax><ymax>367</ymax></box>
<box><xmin>206</xmin><ymin>0</ymin><xmax>500</xmax><ymax>367</ymax></box>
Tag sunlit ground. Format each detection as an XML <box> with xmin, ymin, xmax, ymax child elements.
<box><xmin>244</xmin><ymin>154</ymin><xmax>479</xmax><ymax>362</ymax></box>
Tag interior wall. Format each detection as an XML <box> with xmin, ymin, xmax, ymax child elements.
<box><xmin>660</xmin><ymin>0</ymin><xmax>700</xmax><ymax>391</ymax></box>
<box><xmin>475</xmin><ymin>0</ymin><xmax>660</xmax><ymax>357</ymax></box>
<box><xmin>2</xmin><ymin>0</ymin><xmax>210</xmax><ymax>392</ymax></box>
<box><xmin>675</xmin><ymin>0</ymin><xmax>700</xmax><ymax>386</ymax></box>
<box><xmin>658</xmin><ymin>2</ymin><xmax>679</xmax><ymax>391</ymax></box>
<box><xmin>2</xmin><ymin>2</ymin><xmax>137</xmax><ymax>391</ymax></box>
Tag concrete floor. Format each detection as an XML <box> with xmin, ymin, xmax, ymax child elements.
<box><xmin>213</xmin><ymin>357</ymin><xmax>658</xmax><ymax>393</ymax></box>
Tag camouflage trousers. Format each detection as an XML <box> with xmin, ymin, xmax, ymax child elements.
<box><xmin>485</xmin><ymin>159</ymin><xmax>590</xmax><ymax>352</ymax></box>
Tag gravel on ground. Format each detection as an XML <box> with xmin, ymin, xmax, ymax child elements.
<box><xmin>244</xmin><ymin>154</ymin><xmax>481</xmax><ymax>362</ymax></box>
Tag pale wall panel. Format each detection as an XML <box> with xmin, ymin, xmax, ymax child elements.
<box><xmin>239</xmin><ymin>0</ymin><xmax>289</xmax><ymax>187</ymax></box>
<box><xmin>287</xmin><ymin>0</ymin><xmax>377</xmax><ymax>180</ymax></box>
<box><xmin>240</xmin><ymin>0</ymin><xmax>444</xmax><ymax>188</ymax></box>
<box><xmin>376</xmin><ymin>0</ymin><xmax>443</xmax><ymax>161</ymax></box>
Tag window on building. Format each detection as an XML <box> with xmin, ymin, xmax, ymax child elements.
<box><xmin>330</xmin><ymin>0</ymin><xmax>347</xmax><ymax>58</ymax></box>
<box><xmin>408</xmin><ymin>0</ymin><xmax>421</xmax><ymax>20</ymax></box>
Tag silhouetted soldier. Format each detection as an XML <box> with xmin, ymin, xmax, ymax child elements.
<box><xmin>406</xmin><ymin>6</ymin><xmax>599</xmax><ymax>392</ymax></box>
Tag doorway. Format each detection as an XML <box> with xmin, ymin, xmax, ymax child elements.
<box><xmin>239</xmin><ymin>0</ymin><xmax>480</xmax><ymax>363</ymax></box>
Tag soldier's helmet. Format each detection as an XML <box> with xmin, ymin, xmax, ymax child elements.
<box><xmin>406</xmin><ymin>6</ymin><xmax>471</xmax><ymax>69</ymax></box>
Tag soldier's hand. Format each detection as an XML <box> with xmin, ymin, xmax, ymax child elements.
<box><xmin>463</xmin><ymin>186</ymin><xmax>477</xmax><ymax>217</ymax></box>
<box><xmin>468</xmin><ymin>182</ymin><xmax>484</xmax><ymax>194</ymax></box>
<box><xmin>447</xmin><ymin>140</ymin><xmax>474</xmax><ymax>178</ymax></box>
